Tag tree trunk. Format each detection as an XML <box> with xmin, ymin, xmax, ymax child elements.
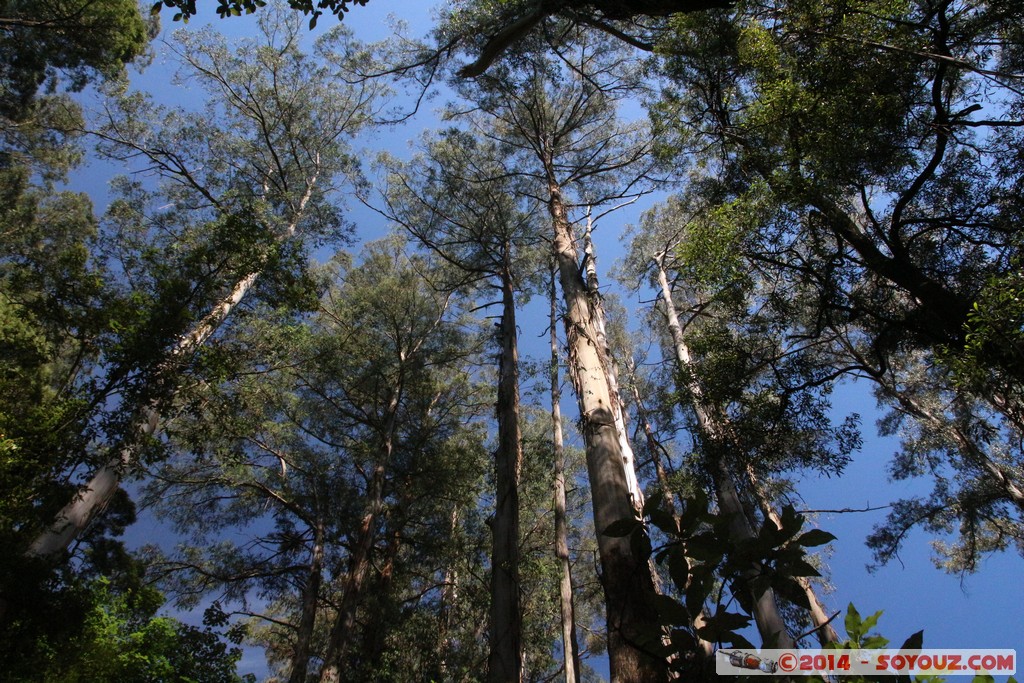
<box><xmin>289</xmin><ymin>521</ymin><xmax>326</xmax><ymax>683</ymax></box>
<box><xmin>549</xmin><ymin>265</ymin><xmax>582</xmax><ymax>683</ymax></box>
<box><xmin>27</xmin><ymin>179</ymin><xmax>317</xmax><ymax>562</ymax></box>
<box><xmin>582</xmin><ymin>215</ymin><xmax>644</xmax><ymax>511</ymax></box>
<box><xmin>654</xmin><ymin>255</ymin><xmax>794</xmax><ymax>648</ymax></box>
<box><xmin>624</xmin><ymin>375</ymin><xmax>716</xmax><ymax>661</ymax></box>
<box><xmin>319</xmin><ymin>389</ymin><xmax>400</xmax><ymax>683</ymax></box>
<box><xmin>488</xmin><ymin>268</ymin><xmax>524</xmax><ymax>683</ymax></box>
<box><xmin>547</xmin><ymin>174</ymin><xmax>666</xmax><ymax>683</ymax></box>
<box><xmin>743</xmin><ymin>467</ymin><xmax>839</xmax><ymax>646</ymax></box>
<box><xmin>625</xmin><ymin>372</ymin><xmax>677</xmax><ymax>516</ymax></box>
<box><xmin>363</xmin><ymin>522</ymin><xmax>404</xmax><ymax>672</ymax></box>
<box><xmin>705</xmin><ymin>454</ymin><xmax>794</xmax><ymax>647</ymax></box>
<box><xmin>438</xmin><ymin>508</ymin><xmax>460</xmax><ymax>678</ymax></box>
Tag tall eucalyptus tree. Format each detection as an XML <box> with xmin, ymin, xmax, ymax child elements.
<box><xmin>27</xmin><ymin>6</ymin><xmax>385</xmax><ymax>562</ymax></box>
<box><xmin>381</xmin><ymin>128</ymin><xmax>546</xmax><ymax>682</ymax></box>
<box><xmin>650</xmin><ymin>0</ymin><xmax>1024</xmax><ymax>572</ymax></box>
<box><xmin>619</xmin><ymin>188</ymin><xmax>862</xmax><ymax>646</ymax></box>
<box><xmin>448</xmin><ymin>29</ymin><xmax>667</xmax><ymax>681</ymax></box>
<box><xmin>147</xmin><ymin>238</ymin><xmax>488</xmax><ymax>683</ymax></box>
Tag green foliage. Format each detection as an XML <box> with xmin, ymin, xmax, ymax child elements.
<box><xmin>62</xmin><ymin>581</ymin><xmax>245</xmax><ymax>683</ymax></box>
<box><xmin>942</xmin><ymin>265</ymin><xmax>1024</xmax><ymax>401</ymax></box>
<box><xmin>651</xmin><ymin>0</ymin><xmax>1024</xmax><ymax>574</ymax></box>
<box><xmin>143</xmin><ymin>237</ymin><xmax>499</xmax><ymax>680</ymax></box>
<box><xmin>0</xmin><ymin>168</ymin><xmax>117</xmax><ymax>549</ymax></box>
<box><xmin>1</xmin><ymin>567</ymin><xmax>245</xmax><ymax>683</ymax></box>
<box><xmin>606</xmin><ymin>494</ymin><xmax>837</xmax><ymax>666</ymax></box>
<box><xmin>0</xmin><ymin>0</ymin><xmax>151</xmax><ymax>120</ymax></box>
<box><xmin>151</xmin><ymin>0</ymin><xmax>367</xmax><ymax>27</ymax></box>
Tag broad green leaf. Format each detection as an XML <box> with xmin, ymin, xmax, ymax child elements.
<box><xmin>667</xmin><ymin>545</ymin><xmax>690</xmax><ymax>591</ymax></box>
<box><xmin>650</xmin><ymin>593</ymin><xmax>691</xmax><ymax>626</ymax></box>
<box><xmin>900</xmin><ymin>630</ymin><xmax>924</xmax><ymax>650</ymax></box>
<box><xmin>603</xmin><ymin>518</ymin><xmax>640</xmax><ymax>537</ymax></box>
<box><xmin>794</xmin><ymin>529</ymin><xmax>837</xmax><ymax>548</ymax></box>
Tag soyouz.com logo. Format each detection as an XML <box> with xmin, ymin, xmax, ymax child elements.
<box><xmin>716</xmin><ymin>649</ymin><xmax>1016</xmax><ymax>676</ymax></box>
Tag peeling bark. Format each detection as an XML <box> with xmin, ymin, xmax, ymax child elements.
<box><xmin>548</xmin><ymin>174</ymin><xmax>666</xmax><ymax>682</ymax></box>
<box><xmin>582</xmin><ymin>215</ymin><xmax>643</xmax><ymax>512</ymax></box>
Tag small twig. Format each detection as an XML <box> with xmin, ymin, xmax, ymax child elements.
<box><xmin>797</xmin><ymin>504</ymin><xmax>892</xmax><ymax>515</ymax></box>
<box><xmin>794</xmin><ymin>610</ymin><xmax>842</xmax><ymax>646</ymax></box>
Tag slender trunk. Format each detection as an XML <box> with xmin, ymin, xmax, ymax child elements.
<box><xmin>625</xmin><ymin>371</ymin><xmax>715</xmax><ymax>662</ymax></box>
<box><xmin>550</xmin><ymin>265</ymin><xmax>582</xmax><ymax>683</ymax></box>
<box><xmin>707</xmin><ymin>454</ymin><xmax>794</xmax><ymax>647</ymax></box>
<box><xmin>654</xmin><ymin>255</ymin><xmax>794</xmax><ymax>648</ymax></box>
<box><xmin>626</xmin><ymin>376</ymin><xmax>676</xmax><ymax>516</ymax></box>
<box><xmin>438</xmin><ymin>507</ymin><xmax>461</xmax><ymax>678</ymax></box>
<box><xmin>289</xmin><ymin>521</ymin><xmax>326</xmax><ymax>683</ymax></box>
<box><xmin>547</xmin><ymin>173</ymin><xmax>666</xmax><ymax>683</ymax></box>
<box><xmin>319</xmin><ymin>389</ymin><xmax>401</xmax><ymax>683</ymax></box>
<box><xmin>743</xmin><ymin>465</ymin><xmax>839</xmax><ymax>645</ymax></box>
<box><xmin>582</xmin><ymin>215</ymin><xmax>643</xmax><ymax>511</ymax></box>
<box><xmin>27</xmin><ymin>177</ymin><xmax>318</xmax><ymax>561</ymax></box>
<box><xmin>488</xmin><ymin>268</ymin><xmax>524</xmax><ymax>683</ymax></box>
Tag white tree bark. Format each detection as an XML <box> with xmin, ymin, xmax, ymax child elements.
<box><xmin>625</xmin><ymin>375</ymin><xmax>715</xmax><ymax>660</ymax></box>
<box><xmin>582</xmin><ymin>214</ymin><xmax>643</xmax><ymax>512</ymax></box>
<box><xmin>654</xmin><ymin>254</ymin><xmax>795</xmax><ymax>648</ymax></box>
<box><xmin>27</xmin><ymin>178</ymin><xmax>317</xmax><ymax>561</ymax></box>
<box><xmin>547</xmin><ymin>172</ymin><xmax>665</xmax><ymax>683</ymax></box>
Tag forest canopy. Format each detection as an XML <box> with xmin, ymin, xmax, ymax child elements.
<box><xmin>1</xmin><ymin>0</ymin><xmax>1022</xmax><ymax>681</ymax></box>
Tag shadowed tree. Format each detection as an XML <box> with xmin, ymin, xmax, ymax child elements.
<box><xmin>26</xmin><ymin>5</ymin><xmax>384</xmax><ymax>563</ymax></box>
<box><xmin>381</xmin><ymin>128</ymin><xmax>547</xmax><ymax>683</ymax></box>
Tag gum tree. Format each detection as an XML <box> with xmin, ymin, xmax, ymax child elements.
<box><xmin>447</xmin><ymin>28</ymin><xmax>668</xmax><ymax>681</ymax></box>
<box><xmin>651</xmin><ymin>0</ymin><xmax>1024</xmax><ymax>571</ymax></box>
<box><xmin>381</xmin><ymin>129</ymin><xmax>546</xmax><ymax>682</ymax></box>
<box><xmin>26</xmin><ymin>6</ymin><xmax>384</xmax><ymax>562</ymax></box>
